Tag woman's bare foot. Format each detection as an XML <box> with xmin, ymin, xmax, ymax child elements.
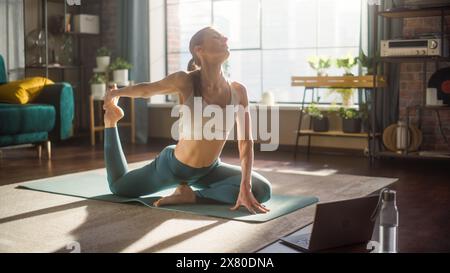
<box><xmin>153</xmin><ymin>183</ymin><xmax>197</xmax><ymax>207</ymax></box>
<box><xmin>103</xmin><ymin>96</ymin><xmax>124</xmax><ymax>128</ymax></box>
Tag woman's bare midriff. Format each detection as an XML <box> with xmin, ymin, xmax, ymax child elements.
<box><xmin>174</xmin><ymin>139</ymin><xmax>227</xmax><ymax>168</ymax></box>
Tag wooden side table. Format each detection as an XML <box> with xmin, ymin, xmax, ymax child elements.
<box><xmin>291</xmin><ymin>76</ymin><xmax>386</xmax><ymax>162</ymax></box>
<box><xmin>89</xmin><ymin>95</ymin><xmax>136</xmax><ymax>146</ymax></box>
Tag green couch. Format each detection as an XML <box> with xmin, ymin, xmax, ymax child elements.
<box><xmin>0</xmin><ymin>55</ymin><xmax>74</xmax><ymax>159</ymax></box>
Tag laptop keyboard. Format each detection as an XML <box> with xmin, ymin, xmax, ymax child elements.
<box><xmin>296</xmin><ymin>235</ymin><xmax>310</xmax><ymax>246</ymax></box>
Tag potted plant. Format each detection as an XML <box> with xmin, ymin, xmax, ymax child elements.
<box><xmin>89</xmin><ymin>73</ymin><xmax>107</xmax><ymax>100</ymax></box>
<box><xmin>357</xmin><ymin>51</ymin><xmax>380</xmax><ymax>76</ymax></box>
<box><xmin>109</xmin><ymin>57</ymin><xmax>133</xmax><ymax>85</ymax></box>
<box><xmin>339</xmin><ymin>107</ymin><xmax>362</xmax><ymax>133</ymax></box>
<box><xmin>308</xmin><ymin>56</ymin><xmax>331</xmax><ymax>77</ymax></box>
<box><xmin>335</xmin><ymin>54</ymin><xmax>357</xmax><ymax>76</ymax></box>
<box><xmin>305</xmin><ymin>102</ymin><xmax>329</xmax><ymax>132</ymax></box>
<box><xmin>327</xmin><ymin>88</ymin><xmax>354</xmax><ymax>107</ymax></box>
<box><xmin>96</xmin><ymin>47</ymin><xmax>111</xmax><ymax>71</ymax></box>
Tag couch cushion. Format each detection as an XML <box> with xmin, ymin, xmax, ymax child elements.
<box><xmin>0</xmin><ymin>103</ymin><xmax>56</xmax><ymax>135</ymax></box>
<box><xmin>0</xmin><ymin>77</ymin><xmax>54</xmax><ymax>104</ymax></box>
<box><xmin>33</xmin><ymin>83</ymin><xmax>74</xmax><ymax>141</ymax></box>
<box><xmin>0</xmin><ymin>132</ymin><xmax>49</xmax><ymax>147</ymax></box>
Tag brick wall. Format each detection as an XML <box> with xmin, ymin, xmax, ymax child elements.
<box><xmin>399</xmin><ymin>15</ymin><xmax>450</xmax><ymax>151</ymax></box>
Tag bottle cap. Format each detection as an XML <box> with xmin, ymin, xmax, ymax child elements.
<box><xmin>382</xmin><ymin>190</ymin><xmax>396</xmax><ymax>202</ymax></box>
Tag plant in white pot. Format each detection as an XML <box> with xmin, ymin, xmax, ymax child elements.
<box><xmin>96</xmin><ymin>47</ymin><xmax>111</xmax><ymax>71</ymax></box>
<box><xmin>110</xmin><ymin>57</ymin><xmax>133</xmax><ymax>86</ymax></box>
<box><xmin>90</xmin><ymin>73</ymin><xmax>107</xmax><ymax>100</ymax></box>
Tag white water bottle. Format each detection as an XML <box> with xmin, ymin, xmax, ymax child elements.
<box><xmin>379</xmin><ymin>189</ymin><xmax>399</xmax><ymax>253</ymax></box>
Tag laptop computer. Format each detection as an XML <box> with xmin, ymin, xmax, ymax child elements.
<box><xmin>280</xmin><ymin>195</ymin><xmax>379</xmax><ymax>252</ymax></box>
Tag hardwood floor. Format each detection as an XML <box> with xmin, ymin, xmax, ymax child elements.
<box><xmin>1</xmin><ymin>137</ymin><xmax>449</xmax><ymax>253</ymax></box>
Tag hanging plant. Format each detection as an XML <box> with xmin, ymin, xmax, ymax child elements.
<box><xmin>327</xmin><ymin>88</ymin><xmax>354</xmax><ymax>107</ymax></box>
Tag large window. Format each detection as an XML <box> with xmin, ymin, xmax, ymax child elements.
<box><xmin>166</xmin><ymin>0</ymin><xmax>361</xmax><ymax>104</ymax></box>
<box><xmin>0</xmin><ymin>0</ymin><xmax>25</xmax><ymax>81</ymax></box>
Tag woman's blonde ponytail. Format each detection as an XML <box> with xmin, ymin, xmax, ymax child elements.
<box><xmin>188</xmin><ymin>26</ymin><xmax>211</xmax><ymax>72</ymax></box>
<box><xmin>187</xmin><ymin>58</ymin><xmax>199</xmax><ymax>72</ymax></box>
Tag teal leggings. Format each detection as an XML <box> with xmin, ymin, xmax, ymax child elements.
<box><xmin>104</xmin><ymin>127</ymin><xmax>272</xmax><ymax>204</ymax></box>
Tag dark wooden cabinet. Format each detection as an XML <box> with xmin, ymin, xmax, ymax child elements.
<box><xmin>374</xmin><ymin>4</ymin><xmax>450</xmax><ymax>159</ymax></box>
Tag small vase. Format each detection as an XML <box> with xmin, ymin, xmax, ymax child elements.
<box><xmin>261</xmin><ymin>91</ymin><xmax>275</xmax><ymax>106</ymax></box>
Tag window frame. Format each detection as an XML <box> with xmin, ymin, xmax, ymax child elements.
<box><xmin>164</xmin><ymin>0</ymin><xmax>362</xmax><ymax>105</ymax></box>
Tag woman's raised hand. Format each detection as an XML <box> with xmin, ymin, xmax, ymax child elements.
<box><xmin>103</xmin><ymin>84</ymin><xmax>118</xmax><ymax>109</ymax></box>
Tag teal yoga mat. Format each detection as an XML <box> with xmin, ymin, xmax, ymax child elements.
<box><xmin>19</xmin><ymin>172</ymin><xmax>319</xmax><ymax>223</ymax></box>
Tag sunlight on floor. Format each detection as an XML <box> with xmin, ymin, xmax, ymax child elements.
<box><xmin>254</xmin><ymin>167</ymin><xmax>337</xmax><ymax>177</ymax></box>
<box><xmin>121</xmin><ymin>218</ymin><xmax>219</xmax><ymax>253</ymax></box>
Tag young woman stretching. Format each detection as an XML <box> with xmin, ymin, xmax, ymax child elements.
<box><xmin>103</xmin><ymin>27</ymin><xmax>272</xmax><ymax>214</ymax></box>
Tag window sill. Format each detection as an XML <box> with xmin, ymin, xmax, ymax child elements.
<box><xmin>147</xmin><ymin>102</ymin><xmax>178</xmax><ymax>108</ymax></box>
<box><xmin>147</xmin><ymin>102</ymin><xmax>358</xmax><ymax>111</ymax></box>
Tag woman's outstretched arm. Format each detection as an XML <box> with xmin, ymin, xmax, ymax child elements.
<box><xmin>230</xmin><ymin>82</ymin><xmax>270</xmax><ymax>214</ymax></box>
<box><xmin>106</xmin><ymin>71</ymin><xmax>189</xmax><ymax>100</ymax></box>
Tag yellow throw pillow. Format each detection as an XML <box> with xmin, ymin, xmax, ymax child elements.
<box><xmin>0</xmin><ymin>82</ymin><xmax>29</xmax><ymax>104</ymax></box>
<box><xmin>23</xmin><ymin>77</ymin><xmax>55</xmax><ymax>102</ymax></box>
<box><xmin>0</xmin><ymin>77</ymin><xmax>54</xmax><ymax>104</ymax></box>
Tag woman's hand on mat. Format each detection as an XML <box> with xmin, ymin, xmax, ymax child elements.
<box><xmin>230</xmin><ymin>187</ymin><xmax>270</xmax><ymax>214</ymax></box>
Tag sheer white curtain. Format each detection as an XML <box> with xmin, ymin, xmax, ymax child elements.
<box><xmin>0</xmin><ymin>0</ymin><xmax>25</xmax><ymax>81</ymax></box>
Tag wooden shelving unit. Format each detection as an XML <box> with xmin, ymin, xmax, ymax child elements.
<box><xmin>296</xmin><ymin>130</ymin><xmax>381</xmax><ymax>138</ymax></box>
<box><xmin>379</xmin><ymin>56</ymin><xmax>450</xmax><ymax>63</ymax></box>
<box><xmin>377</xmin><ymin>151</ymin><xmax>450</xmax><ymax>160</ymax></box>
<box><xmin>291</xmin><ymin>76</ymin><xmax>386</xmax><ymax>161</ymax></box>
<box><xmin>24</xmin><ymin>0</ymin><xmax>103</xmax><ymax>136</ymax></box>
<box><xmin>291</xmin><ymin>75</ymin><xmax>386</xmax><ymax>88</ymax></box>
<box><xmin>378</xmin><ymin>6</ymin><xmax>450</xmax><ymax>18</ymax></box>
<box><xmin>374</xmin><ymin>4</ymin><xmax>450</xmax><ymax>160</ymax></box>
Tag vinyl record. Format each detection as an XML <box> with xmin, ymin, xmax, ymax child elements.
<box><xmin>428</xmin><ymin>67</ymin><xmax>450</xmax><ymax>105</ymax></box>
